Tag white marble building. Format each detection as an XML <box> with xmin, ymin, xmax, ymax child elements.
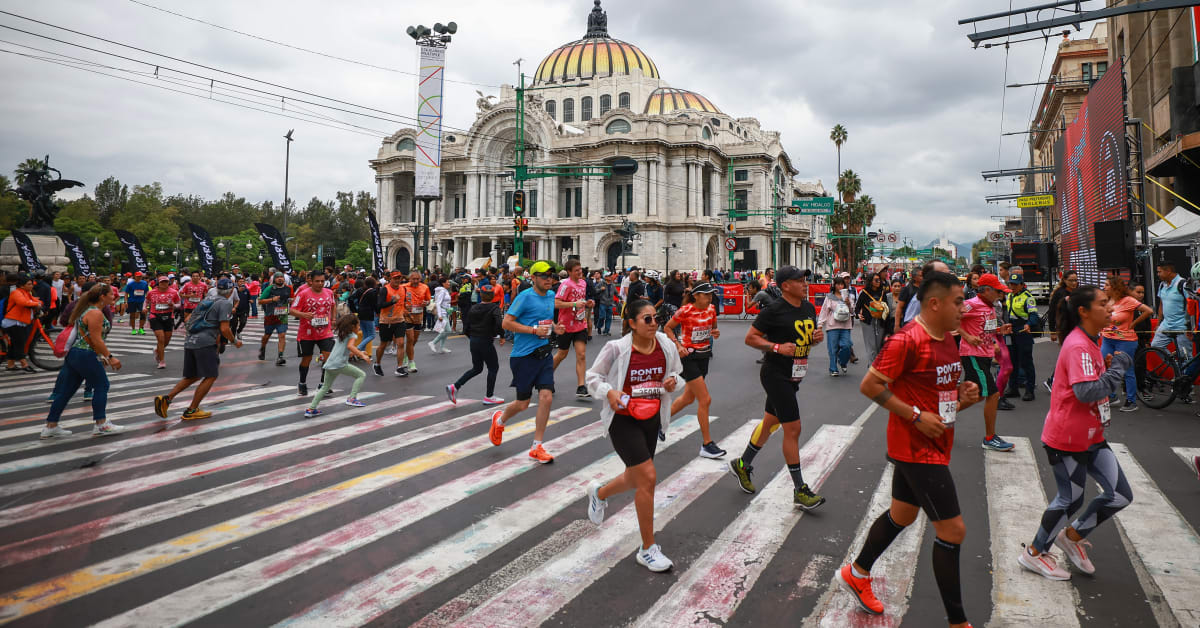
<box><xmin>371</xmin><ymin>0</ymin><xmax>826</xmax><ymax>273</ymax></box>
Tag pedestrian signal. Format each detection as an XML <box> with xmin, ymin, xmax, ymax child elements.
<box><xmin>512</xmin><ymin>190</ymin><xmax>525</xmax><ymax>216</ymax></box>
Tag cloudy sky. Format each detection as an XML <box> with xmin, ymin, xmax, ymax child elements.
<box><xmin>0</xmin><ymin>0</ymin><xmax>1105</xmax><ymax>245</ymax></box>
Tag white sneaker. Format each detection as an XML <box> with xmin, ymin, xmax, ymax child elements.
<box><xmin>482</xmin><ymin>396</ymin><xmax>505</xmax><ymax>405</ymax></box>
<box><xmin>635</xmin><ymin>543</ymin><xmax>673</xmax><ymax>572</ymax></box>
<box><xmin>587</xmin><ymin>480</ymin><xmax>607</xmax><ymax>525</ymax></box>
<box><xmin>407</xmin><ymin>359</ymin><xmax>418</xmax><ymax>373</ymax></box>
<box><xmin>440</xmin><ymin>348</ymin><xmax>452</xmax><ymax>354</ymax></box>
<box><xmin>39</xmin><ymin>426</ymin><xmax>71</xmax><ymax>439</ymax></box>
<box><xmin>428</xmin><ymin>341</ymin><xmax>438</xmax><ymax>354</ymax></box>
<box><xmin>1018</xmin><ymin>545</ymin><xmax>1070</xmax><ymax>581</ymax></box>
<box><xmin>92</xmin><ymin>421</ymin><xmax>125</xmax><ymax>437</ymax></box>
<box><xmin>1053</xmin><ymin>529</ymin><xmax>1096</xmax><ymax>575</ymax></box>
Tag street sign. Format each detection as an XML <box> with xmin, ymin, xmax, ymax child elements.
<box><xmin>1016</xmin><ymin>194</ymin><xmax>1054</xmax><ymax>208</ymax></box>
<box><xmin>887</xmin><ymin>233</ymin><xmax>898</xmax><ymax>243</ymax></box>
<box><xmin>825</xmin><ymin>243</ymin><xmax>833</xmax><ymax>251</ymax></box>
<box><xmin>986</xmin><ymin>230</ymin><xmax>1016</xmax><ymax>242</ymax></box>
<box><xmin>791</xmin><ymin>197</ymin><xmax>837</xmax><ymax>215</ymax></box>
<box><xmin>873</xmin><ymin>232</ymin><xmax>898</xmax><ymax>244</ymax></box>
<box><xmin>724</xmin><ymin>237</ymin><xmax>737</xmax><ymax>251</ymax></box>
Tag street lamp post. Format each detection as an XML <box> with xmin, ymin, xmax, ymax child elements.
<box><xmin>406</xmin><ymin>21</ymin><xmax>456</xmax><ymax>273</ymax></box>
<box><xmin>662</xmin><ymin>242</ymin><xmax>678</xmax><ymax>272</ymax></box>
<box><xmin>283</xmin><ymin>129</ymin><xmax>294</xmax><ymax>241</ymax></box>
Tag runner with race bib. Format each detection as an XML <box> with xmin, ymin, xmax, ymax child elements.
<box><xmin>665</xmin><ymin>282</ymin><xmax>726</xmax><ymax>459</ymax></box>
<box><xmin>291</xmin><ymin>269</ymin><xmax>337</xmax><ymax>396</ymax></box>
<box><xmin>145</xmin><ymin>276</ymin><xmax>181</xmax><ymax>369</ymax></box>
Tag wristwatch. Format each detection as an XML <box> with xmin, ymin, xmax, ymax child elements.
<box><xmin>910</xmin><ymin>406</ymin><xmax>921</xmax><ymax>424</ymax></box>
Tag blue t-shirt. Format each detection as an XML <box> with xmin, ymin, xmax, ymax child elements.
<box><xmin>124</xmin><ymin>280</ymin><xmax>149</xmax><ymax>303</ymax></box>
<box><xmin>1158</xmin><ymin>275</ymin><xmax>1189</xmax><ymax>332</ymax></box>
<box><xmin>506</xmin><ymin>287</ymin><xmax>555</xmax><ymax>358</ymax></box>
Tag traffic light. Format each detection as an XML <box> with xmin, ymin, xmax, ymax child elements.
<box><xmin>512</xmin><ymin>217</ymin><xmax>529</xmax><ymax>232</ymax></box>
<box><xmin>726</xmin><ymin>222</ymin><xmax>736</xmax><ymax>234</ymax></box>
<box><xmin>786</xmin><ymin>205</ymin><xmax>800</xmax><ymax>216</ymax></box>
<box><xmin>512</xmin><ymin>190</ymin><xmax>525</xmax><ymax>216</ymax></box>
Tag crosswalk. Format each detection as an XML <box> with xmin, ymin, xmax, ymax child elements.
<box><xmin>94</xmin><ymin>316</ymin><xmax>300</xmax><ymax>357</ymax></box>
<box><xmin>0</xmin><ymin>377</ymin><xmax>1198</xmax><ymax>627</ymax></box>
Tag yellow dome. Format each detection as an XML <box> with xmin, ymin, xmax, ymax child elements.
<box><xmin>533</xmin><ymin>1</ymin><xmax>658</xmax><ymax>84</ymax></box>
<box><xmin>643</xmin><ymin>87</ymin><xmax>721</xmax><ymax>115</ymax></box>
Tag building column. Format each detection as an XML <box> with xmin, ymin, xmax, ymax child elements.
<box><xmin>489</xmin><ymin>238</ymin><xmax>499</xmax><ymax>266</ymax></box>
<box><xmin>465</xmin><ymin>238</ymin><xmax>476</xmax><ymax>268</ymax></box>
<box><xmin>380</xmin><ymin>176</ymin><xmax>396</xmax><ymax>224</ymax></box>
<box><xmin>466</xmin><ymin>174</ymin><xmax>479</xmax><ymax>219</ymax></box>
<box><xmin>573</xmin><ymin>235</ymin><xmax>581</xmax><ymax>260</ymax></box>
<box><xmin>692</xmin><ymin>163</ymin><xmax>703</xmax><ymax>219</ymax></box>
<box><xmin>709</xmin><ymin>169</ymin><xmax>721</xmax><ymax>219</ymax></box>
<box><xmin>632</xmin><ymin>161</ymin><xmax>647</xmax><ymax>218</ymax></box>
<box><xmin>647</xmin><ymin>160</ymin><xmax>659</xmax><ymax>216</ymax></box>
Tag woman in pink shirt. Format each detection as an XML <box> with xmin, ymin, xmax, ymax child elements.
<box><xmin>1019</xmin><ymin>284</ymin><xmax>1134</xmax><ymax>582</ymax></box>
<box><xmin>247</xmin><ymin>277</ymin><xmax>262</xmax><ymax>318</ymax></box>
<box><xmin>1098</xmin><ymin>275</ymin><xmax>1152</xmax><ymax>411</ymax></box>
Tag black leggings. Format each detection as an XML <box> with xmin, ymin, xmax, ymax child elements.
<box><xmin>5</xmin><ymin>324</ymin><xmax>30</xmax><ymax>360</ymax></box>
<box><xmin>454</xmin><ymin>336</ymin><xmax>499</xmax><ymax>397</ymax></box>
<box><xmin>233</xmin><ymin>311</ymin><xmax>249</xmax><ymax>336</ymax></box>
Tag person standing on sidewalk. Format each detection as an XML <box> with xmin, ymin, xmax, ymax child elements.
<box><xmin>1005</xmin><ymin>273</ymin><xmax>1040</xmax><ymax>402</ymax></box>
<box><xmin>153</xmin><ymin>278</ymin><xmax>241</xmax><ymax>421</ymax></box>
<box><xmin>488</xmin><ymin>261</ymin><xmax>565</xmax><ymax>464</ymax></box>
<box><xmin>247</xmin><ymin>274</ymin><xmax>261</xmax><ymax>318</ymax></box>
<box><xmin>552</xmin><ymin>260</ymin><xmax>595</xmax><ymax>400</ymax></box>
<box><xmin>446</xmin><ymin>283</ymin><xmax>506</xmax><ymax>406</ymax></box>
<box><xmin>41</xmin><ymin>283</ymin><xmax>124</xmax><ymax>439</ymax></box>
<box><xmin>303</xmin><ymin>314</ymin><xmax>370</xmax><ymax>418</ymax></box>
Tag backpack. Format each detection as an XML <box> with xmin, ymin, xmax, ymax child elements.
<box><xmin>187</xmin><ymin>299</ymin><xmax>221</xmax><ymax>334</ymax></box>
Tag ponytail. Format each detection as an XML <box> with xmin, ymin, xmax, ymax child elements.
<box><xmin>621</xmin><ymin>299</ymin><xmax>654</xmax><ymax>336</ymax></box>
<box><xmin>1057</xmin><ymin>285</ymin><xmax>1101</xmax><ymax>345</ymax></box>
<box><xmin>69</xmin><ymin>283</ymin><xmax>111</xmax><ymax>326</ymax></box>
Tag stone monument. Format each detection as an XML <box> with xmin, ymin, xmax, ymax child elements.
<box><xmin>1</xmin><ymin>156</ymin><xmax>83</xmax><ymax>271</ymax></box>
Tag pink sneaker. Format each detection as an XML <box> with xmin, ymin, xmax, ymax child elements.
<box><xmin>156</xmin><ymin>360</ymin><xmax>166</xmax><ymax>369</ymax></box>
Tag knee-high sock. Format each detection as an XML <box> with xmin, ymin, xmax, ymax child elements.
<box><xmin>931</xmin><ymin>537</ymin><xmax>966</xmax><ymax>625</ymax></box>
<box><xmin>853</xmin><ymin>511</ymin><xmax>906</xmax><ymax>572</ymax></box>
<box><xmin>299</xmin><ymin>364</ymin><xmax>309</xmax><ymax>384</ymax></box>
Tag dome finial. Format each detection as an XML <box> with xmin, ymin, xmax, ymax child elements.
<box><xmin>585</xmin><ymin>0</ymin><xmax>608</xmax><ymax>38</ymax></box>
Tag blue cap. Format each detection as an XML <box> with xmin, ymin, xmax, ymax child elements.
<box><xmin>216</xmin><ymin>278</ymin><xmax>235</xmax><ymax>290</ymax></box>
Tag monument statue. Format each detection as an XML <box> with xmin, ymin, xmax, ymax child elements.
<box><xmin>586</xmin><ymin>0</ymin><xmax>608</xmax><ymax>38</ymax></box>
<box><xmin>14</xmin><ymin>155</ymin><xmax>83</xmax><ymax>233</ymax></box>
<box><xmin>475</xmin><ymin>90</ymin><xmax>498</xmax><ymax>112</ymax></box>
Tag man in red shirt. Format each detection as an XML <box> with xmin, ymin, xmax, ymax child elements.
<box><xmin>837</xmin><ymin>271</ymin><xmax>980</xmax><ymax>628</ymax></box>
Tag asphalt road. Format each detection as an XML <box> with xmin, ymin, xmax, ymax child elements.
<box><xmin>0</xmin><ymin>316</ymin><xmax>1197</xmax><ymax>627</ymax></box>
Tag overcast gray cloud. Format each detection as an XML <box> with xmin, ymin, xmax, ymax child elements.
<box><xmin>0</xmin><ymin>0</ymin><xmax>1102</xmax><ymax>245</ymax></box>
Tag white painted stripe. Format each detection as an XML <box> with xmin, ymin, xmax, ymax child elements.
<box><xmin>98</xmin><ymin>407</ymin><xmax>596</xmax><ymax>627</ymax></box>
<box><xmin>985</xmin><ymin>437</ymin><xmax>1080</xmax><ymax>627</ymax></box>
<box><xmin>286</xmin><ymin>415</ymin><xmax>740</xmax><ymax>628</ymax></box>
<box><xmin>0</xmin><ymin>377</ymin><xmax>226</xmax><ymax>422</ymax></box>
<box><xmin>802</xmin><ymin>463</ymin><xmax>926</xmax><ymax>627</ymax></box>
<box><xmin>1172</xmin><ymin>447</ymin><xmax>1200</xmax><ymax>475</ymax></box>
<box><xmin>851</xmin><ymin>402</ymin><xmax>878</xmax><ymax>428</ymax></box>
<box><xmin>632</xmin><ymin>424</ymin><xmax>859</xmax><ymax>627</ymax></box>
<box><xmin>1110</xmin><ymin>442</ymin><xmax>1200</xmax><ymax>628</ymax></box>
<box><xmin>0</xmin><ymin>372</ymin><xmax>149</xmax><ymax>397</ymax></box>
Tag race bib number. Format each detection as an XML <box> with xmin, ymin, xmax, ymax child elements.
<box><xmin>410</xmin><ymin>306</ymin><xmax>424</xmax><ymax>314</ymax></box>
<box><xmin>1097</xmin><ymin>400</ymin><xmax>1111</xmax><ymax>427</ymax></box>
<box><xmin>312</xmin><ymin>317</ymin><xmax>329</xmax><ymax>327</ymax></box>
<box><xmin>938</xmin><ymin>390</ymin><xmax>958</xmax><ymax>426</ymax></box>
<box><xmin>276</xmin><ymin>307</ymin><xmax>288</xmax><ymax>316</ymax></box>
<box><xmin>631</xmin><ymin>381</ymin><xmax>664</xmax><ymax>398</ymax></box>
<box><xmin>984</xmin><ymin>318</ymin><xmax>997</xmax><ymax>332</ymax></box>
<box><xmin>188</xmin><ymin>297</ymin><xmax>201</xmax><ymax>303</ymax></box>
<box><xmin>691</xmin><ymin>328</ymin><xmax>711</xmax><ymax>344</ymax></box>
<box><xmin>154</xmin><ymin>303</ymin><xmax>169</xmax><ymax>311</ymax></box>
<box><xmin>791</xmin><ymin>358</ymin><xmax>808</xmax><ymax>381</ymax></box>
<box><xmin>133</xmin><ymin>290</ymin><xmax>145</xmax><ymax>296</ymax></box>
<box><xmin>574</xmin><ymin>308</ymin><xmax>587</xmax><ymax>321</ymax></box>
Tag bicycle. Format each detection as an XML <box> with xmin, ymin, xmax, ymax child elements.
<box><xmin>0</xmin><ymin>313</ymin><xmax>64</xmax><ymax>371</ymax></box>
<box><xmin>1134</xmin><ymin>338</ymin><xmax>1198</xmax><ymax>409</ymax></box>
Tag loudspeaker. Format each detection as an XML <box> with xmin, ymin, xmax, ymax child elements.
<box><xmin>1094</xmin><ymin>219</ymin><xmax>1134</xmax><ymax>270</ymax></box>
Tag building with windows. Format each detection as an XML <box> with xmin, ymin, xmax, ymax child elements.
<box><xmin>370</xmin><ymin>0</ymin><xmax>825</xmax><ymax>273</ymax></box>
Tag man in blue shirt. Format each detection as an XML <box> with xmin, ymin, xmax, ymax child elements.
<box><xmin>124</xmin><ymin>271</ymin><xmax>150</xmax><ymax>335</ymax></box>
<box><xmin>1153</xmin><ymin>261</ymin><xmax>1192</xmax><ymax>362</ymax></box>
<box><xmin>489</xmin><ymin>260</ymin><xmax>565</xmax><ymax>464</ymax></box>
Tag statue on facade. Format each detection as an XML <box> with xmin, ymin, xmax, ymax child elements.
<box><xmin>475</xmin><ymin>90</ymin><xmax>498</xmax><ymax>112</ymax></box>
<box><xmin>14</xmin><ymin>155</ymin><xmax>82</xmax><ymax>233</ymax></box>
<box><xmin>586</xmin><ymin>0</ymin><xmax>608</xmax><ymax>38</ymax></box>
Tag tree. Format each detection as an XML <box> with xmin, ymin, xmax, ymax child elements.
<box><xmin>830</xmin><ymin>124</ymin><xmax>848</xmax><ymax>180</ymax></box>
<box><xmin>969</xmin><ymin>237</ymin><xmax>991</xmax><ymax>264</ymax></box>
<box><xmin>94</xmin><ymin>176</ymin><xmax>128</xmax><ymax>226</ymax></box>
<box><xmin>831</xmin><ymin>170</ymin><xmax>866</xmax><ymax>271</ymax></box>
<box><xmin>342</xmin><ymin>239</ymin><xmax>373</xmax><ymax>269</ymax></box>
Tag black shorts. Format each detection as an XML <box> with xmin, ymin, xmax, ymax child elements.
<box><xmin>149</xmin><ymin>316</ymin><xmax>175</xmax><ymax>332</ymax></box>
<box><xmin>556</xmin><ymin>329</ymin><xmax>588</xmax><ymax>350</ymax></box>
<box><xmin>961</xmin><ymin>356</ymin><xmax>997</xmax><ymax>398</ymax></box>
<box><xmin>127</xmin><ymin>301</ymin><xmax>144</xmax><ymax>313</ymax></box>
<box><xmin>182</xmin><ymin>345</ymin><xmax>220</xmax><ymax>379</ymax></box>
<box><xmin>680</xmin><ymin>352</ymin><xmax>711</xmax><ymax>382</ymax></box>
<box><xmin>298</xmin><ymin>337</ymin><xmax>335</xmax><ymax>357</ymax></box>
<box><xmin>378</xmin><ymin>323</ymin><xmax>405</xmax><ymax>343</ymax></box>
<box><xmin>609</xmin><ymin>413</ymin><xmax>659</xmax><ymax>467</ymax></box>
<box><xmin>760</xmin><ymin>367</ymin><xmax>801</xmax><ymax>423</ymax></box>
<box><xmin>888</xmin><ymin>457</ymin><xmax>961</xmax><ymax>522</ymax></box>
<box><xmin>510</xmin><ymin>353</ymin><xmax>555</xmax><ymax>401</ymax></box>
<box><xmin>404</xmin><ymin>314</ymin><xmax>424</xmax><ymax>331</ymax></box>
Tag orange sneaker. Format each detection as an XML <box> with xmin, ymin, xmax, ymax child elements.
<box><xmin>837</xmin><ymin>564</ymin><xmax>884</xmax><ymax>615</ymax></box>
<box><xmin>489</xmin><ymin>409</ymin><xmax>505</xmax><ymax>446</ymax></box>
<box><xmin>528</xmin><ymin>443</ymin><xmax>554</xmax><ymax>464</ymax></box>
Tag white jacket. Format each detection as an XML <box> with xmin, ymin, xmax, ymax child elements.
<box><xmin>586</xmin><ymin>332</ymin><xmax>683</xmax><ymax>437</ymax></box>
<box><xmin>432</xmin><ymin>286</ymin><xmax>451</xmax><ymax>318</ymax></box>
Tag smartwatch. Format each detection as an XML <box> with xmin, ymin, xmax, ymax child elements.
<box><xmin>910</xmin><ymin>406</ymin><xmax>921</xmax><ymax>424</ymax></box>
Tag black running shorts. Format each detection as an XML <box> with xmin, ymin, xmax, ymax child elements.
<box><xmin>760</xmin><ymin>367</ymin><xmax>801</xmax><ymax>423</ymax></box>
<box><xmin>149</xmin><ymin>316</ymin><xmax>174</xmax><ymax>332</ymax></box>
<box><xmin>556</xmin><ymin>329</ymin><xmax>588</xmax><ymax>350</ymax></box>
<box><xmin>377</xmin><ymin>323</ymin><xmax>404</xmax><ymax>343</ymax></box>
<box><xmin>680</xmin><ymin>353</ymin><xmax>711</xmax><ymax>382</ymax></box>
<box><xmin>609</xmin><ymin>412</ymin><xmax>659</xmax><ymax>467</ymax></box>
<box><xmin>889</xmin><ymin>457</ymin><xmax>961</xmax><ymax>522</ymax></box>
<box><xmin>298</xmin><ymin>337</ymin><xmax>335</xmax><ymax>357</ymax></box>
<box><xmin>961</xmin><ymin>356</ymin><xmax>996</xmax><ymax>398</ymax></box>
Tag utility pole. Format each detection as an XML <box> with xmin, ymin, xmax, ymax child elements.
<box><xmin>283</xmin><ymin>129</ymin><xmax>293</xmax><ymax>240</ymax></box>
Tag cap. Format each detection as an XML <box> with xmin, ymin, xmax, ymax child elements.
<box><xmin>273</xmin><ymin>271</ymin><xmax>285</xmax><ymax>278</ymax></box>
<box><xmin>977</xmin><ymin>273</ymin><xmax>1011</xmax><ymax>293</ymax></box>
<box><xmin>529</xmin><ymin>260</ymin><xmax>554</xmax><ymax>275</ymax></box>
<box><xmin>1007</xmin><ymin>273</ymin><xmax>1024</xmax><ymax>285</ymax></box>
<box><xmin>216</xmin><ymin>278</ymin><xmax>235</xmax><ymax>290</ymax></box>
<box><xmin>775</xmin><ymin>266</ymin><xmax>812</xmax><ymax>284</ymax></box>
<box><xmin>124</xmin><ymin>272</ymin><xmax>132</xmax><ymax>277</ymax></box>
<box><xmin>389</xmin><ymin>270</ymin><xmax>405</xmax><ymax>279</ymax></box>
<box><xmin>691</xmin><ymin>282</ymin><xmax>717</xmax><ymax>295</ymax></box>
<box><xmin>134</xmin><ymin>271</ymin><xmax>144</xmax><ymax>277</ymax></box>
<box><xmin>157</xmin><ymin>276</ymin><xmax>168</xmax><ymax>283</ymax></box>
<box><xmin>477</xmin><ymin>282</ymin><xmax>494</xmax><ymax>292</ymax></box>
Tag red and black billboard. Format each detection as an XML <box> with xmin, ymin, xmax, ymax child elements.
<box><xmin>1055</xmin><ymin>57</ymin><xmax>1127</xmax><ymax>286</ymax></box>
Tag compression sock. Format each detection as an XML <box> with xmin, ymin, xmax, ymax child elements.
<box><xmin>985</xmin><ymin>433</ymin><xmax>996</xmax><ymax>441</ymax></box>
<box><xmin>931</xmin><ymin>537</ymin><xmax>967</xmax><ymax>625</ymax></box>
<box><xmin>740</xmin><ymin>441</ymin><xmax>762</xmax><ymax>466</ymax></box>
<box><xmin>853</xmin><ymin>511</ymin><xmax>907</xmax><ymax>572</ymax></box>
<box><xmin>788</xmin><ymin>463</ymin><xmax>806</xmax><ymax>490</ymax></box>
<box><xmin>299</xmin><ymin>365</ymin><xmax>309</xmax><ymax>384</ymax></box>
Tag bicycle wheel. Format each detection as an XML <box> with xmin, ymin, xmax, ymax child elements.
<box><xmin>27</xmin><ymin>332</ymin><xmax>64</xmax><ymax>371</ymax></box>
<box><xmin>1136</xmin><ymin>345</ymin><xmax>1177</xmax><ymax>409</ymax></box>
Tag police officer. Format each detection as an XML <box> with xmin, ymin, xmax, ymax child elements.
<box><xmin>1004</xmin><ymin>273</ymin><xmax>1040</xmax><ymax>401</ymax></box>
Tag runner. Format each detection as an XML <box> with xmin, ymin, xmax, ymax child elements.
<box><xmin>727</xmin><ymin>266</ymin><xmax>827</xmax><ymax>510</ymax></box>
<box><xmin>146</xmin><ymin>276</ymin><xmax>182</xmax><ymax>369</ymax></box>
<box><xmin>257</xmin><ymin>272</ymin><xmax>291</xmax><ymax>365</ymax></box>
<box><xmin>488</xmin><ymin>260</ymin><xmax>565</xmax><ymax>464</ymax></box>
<box><xmin>291</xmin><ymin>269</ymin><xmax>338</xmax><ymax>396</ymax></box>
<box><xmin>178</xmin><ymin>271</ymin><xmax>207</xmax><ymax>329</ymax></box>
<box><xmin>153</xmin><ymin>278</ymin><xmax>242</xmax><ymax>421</ymax></box>
<box><xmin>303</xmin><ymin>314</ymin><xmax>370</xmax><ymax>418</ymax></box>
<box><xmin>552</xmin><ymin>259</ymin><xmax>594</xmax><ymax>399</ymax></box>
<box><xmin>400</xmin><ymin>271</ymin><xmax>431</xmax><ymax>373</ymax></box>
<box><xmin>123</xmin><ymin>271</ymin><xmax>149</xmax><ymax>335</ymax></box>
<box><xmin>41</xmin><ymin>283</ymin><xmax>124</xmax><ymax>439</ymax></box>
<box><xmin>836</xmin><ymin>270</ymin><xmax>980</xmax><ymax>628</ymax></box>
<box><xmin>446</xmin><ymin>283</ymin><xmax>506</xmax><ymax>405</ymax></box>
<box><xmin>1019</xmin><ymin>284</ymin><xmax>1134</xmax><ymax>581</ymax></box>
<box><xmin>664</xmin><ymin>281</ymin><xmax>726</xmax><ymax>459</ymax></box>
<box><xmin>373</xmin><ymin>271</ymin><xmax>409</xmax><ymax>376</ymax></box>
<box><xmin>584</xmin><ymin>299</ymin><xmax>683</xmax><ymax>572</ymax></box>
<box><xmin>959</xmin><ymin>273</ymin><xmax>1015</xmax><ymax>452</ymax></box>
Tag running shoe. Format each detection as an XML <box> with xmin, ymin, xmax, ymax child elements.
<box><xmin>529</xmin><ymin>443</ymin><xmax>554</xmax><ymax>464</ymax></box>
<box><xmin>92</xmin><ymin>421</ymin><xmax>124</xmax><ymax>436</ymax></box>
<box><xmin>396</xmin><ymin>366</ymin><xmax>409</xmax><ymax>377</ymax></box>
<box><xmin>634</xmin><ymin>544</ymin><xmax>673</xmax><ymax>572</ymax></box>
<box><xmin>344</xmin><ymin>397</ymin><xmax>366</xmax><ymax>407</ymax></box>
<box><xmin>728</xmin><ymin>458</ymin><xmax>756</xmax><ymax>494</ymax></box>
<box><xmin>258</xmin><ymin>346</ymin><xmax>266</xmax><ymax>361</ymax></box>
<box><xmin>44</xmin><ymin>393</ymin><xmax>54</xmax><ymax>404</ymax></box>
<box><xmin>839</xmin><ymin>366</ymin><xmax>848</xmax><ymax>375</ymax></box>
<box><xmin>489</xmin><ymin>410</ymin><xmax>505</xmax><ymax>446</ymax></box>
<box><xmin>276</xmin><ymin>356</ymin><xmax>287</xmax><ymax>366</ymax></box>
<box><xmin>82</xmin><ymin>390</ymin><xmax>93</xmax><ymax>401</ymax></box>
<box><xmin>386</xmin><ymin>345</ymin><xmax>396</xmax><ymax>355</ymax></box>
<box><xmin>587</xmin><ymin>480</ymin><xmax>607</xmax><ymax>525</ymax></box>
<box><xmin>156</xmin><ymin>360</ymin><xmax>166</xmax><ymax>369</ymax></box>
<box><xmin>1043</xmin><ymin>377</ymin><xmax>1053</xmax><ymax>393</ymax></box>
<box><xmin>836</xmin><ymin>564</ymin><xmax>884</xmax><ymax>615</ymax></box>
<box><xmin>1053</xmin><ymin>529</ymin><xmax>1095</xmax><ymax>575</ymax></box>
<box><xmin>373</xmin><ymin>363</ymin><xmax>384</xmax><ymax>376</ymax></box>
<box><xmin>408</xmin><ymin>359</ymin><xmax>418</xmax><ymax>373</ymax></box>
<box><xmin>997</xmin><ymin>398</ymin><xmax>1015</xmax><ymax>411</ymax></box>
<box><xmin>298</xmin><ymin>382</ymin><xmax>308</xmax><ymax>396</ymax></box>
<box><xmin>1193</xmin><ymin>455</ymin><xmax>1200</xmax><ymax>481</ymax></box>
<box><xmin>39</xmin><ymin>426</ymin><xmax>71</xmax><ymax>439</ymax></box>
<box><xmin>576</xmin><ymin>385</ymin><xmax>590</xmax><ymax>399</ymax></box>
<box><xmin>829</xmin><ymin>371</ymin><xmax>840</xmax><ymax>377</ymax></box>
<box><xmin>440</xmin><ymin>348</ymin><xmax>452</xmax><ymax>354</ymax></box>
<box><xmin>699</xmin><ymin>441</ymin><xmax>727</xmax><ymax>459</ymax></box>
<box><xmin>1022</xmin><ymin>391</ymin><xmax>1035</xmax><ymax>402</ymax></box>
<box><xmin>182</xmin><ymin>407</ymin><xmax>212</xmax><ymax>420</ymax></box>
<box><xmin>982</xmin><ymin>435</ymin><xmax>1015</xmax><ymax>452</ymax></box>
<box><xmin>482</xmin><ymin>396</ymin><xmax>505</xmax><ymax>405</ymax></box>
<box><xmin>1005</xmin><ymin>389</ymin><xmax>1021</xmax><ymax>399</ymax></box>
<box><xmin>130</xmin><ymin>329</ymin><xmax>137</xmax><ymax>336</ymax></box>
<box><xmin>304</xmin><ymin>408</ymin><xmax>322</xmax><ymax>418</ymax></box>
<box><xmin>794</xmin><ymin>483</ymin><xmax>826</xmax><ymax>511</ymax></box>
<box><xmin>1141</xmin><ymin>391</ymin><xmax>1155</xmax><ymax>404</ymax></box>
<box><xmin>445</xmin><ymin>384</ymin><xmax>457</xmax><ymax>405</ymax></box>
<box><xmin>427</xmin><ymin>341</ymin><xmax>439</xmax><ymax>354</ymax></box>
<box><xmin>153</xmin><ymin>394</ymin><xmax>170</xmax><ymax>418</ymax></box>
<box><xmin>1120</xmin><ymin>401</ymin><xmax>1138</xmax><ymax>412</ymax></box>
<box><xmin>1017</xmin><ymin>545</ymin><xmax>1070</xmax><ymax>581</ymax></box>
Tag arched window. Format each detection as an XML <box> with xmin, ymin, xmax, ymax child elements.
<box><xmin>710</xmin><ymin>118</ymin><xmax>721</xmax><ymax>128</ymax></box>
<box><xmin>563</xmin><ymin>98</ymin><xmax>575</xmax><ymax>123</ymax></box>
<box><xmin>618</xmin><ymin>92</ymin><xmax>630</xmax><ymax>109</ymax></box>
<box><xmin>545</xmin><ymin>100</ymin><xmax>556</xmax><ymax>120</ymax></box>
<box><xmin>599</xmin><ymin>94</ymin><xmax>611</xmax><ymax>115</ymax></box>
<box><xmin>606</xmin><ymin>119</ymin><xmax>631</xmax><ymax>134</ymax></box>
<box><xmin>396</xmin><ymin>138</ymin><xmax>415</xmax><ymax>151</ymax></box>
<box><xmin>702</xmin><ymin>127</ymin><xmax>712</xmax><ymax>140</ymax></box>
<box><xmin>581</xmin><ymin>96</ymin><xmax>593</xmax><ymax>121</ymax></box>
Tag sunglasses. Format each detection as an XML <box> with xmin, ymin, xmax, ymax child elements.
<box><xmin>639</xmin><ymin>314</ymin><xmax>658</xmax><ymax>325</ymax></box>
<box><xmin>534</xmin><ymin>272</ymin><xmax>555</xmax><ymax>279</ymax></box>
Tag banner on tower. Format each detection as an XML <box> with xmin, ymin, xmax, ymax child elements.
<box><xmin>414</xmin><ymin>45</ymin><xmax>445</xmax><ymax>198</ymax></box>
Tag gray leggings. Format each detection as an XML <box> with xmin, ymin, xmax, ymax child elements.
<box><xmin>1032</xmin><ymin>442</ymin><xmax>1133</xmax><ymax>553</ymax></box>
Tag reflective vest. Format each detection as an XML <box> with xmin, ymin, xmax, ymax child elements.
<box><xmin>1006</xmin><ymin>289</ymin><xmax>1035</xmax><ymax>320</ymax></box>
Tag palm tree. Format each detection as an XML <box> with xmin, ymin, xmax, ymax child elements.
<box><xmin>837</xmin><ymin>169</ymin><xmax>862</xmax><ymax>204</ymax></box>
<box><xmin>830</xmin><ymin>124</ymin><xmax>848</xmax><ymax>181</ymax></box>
